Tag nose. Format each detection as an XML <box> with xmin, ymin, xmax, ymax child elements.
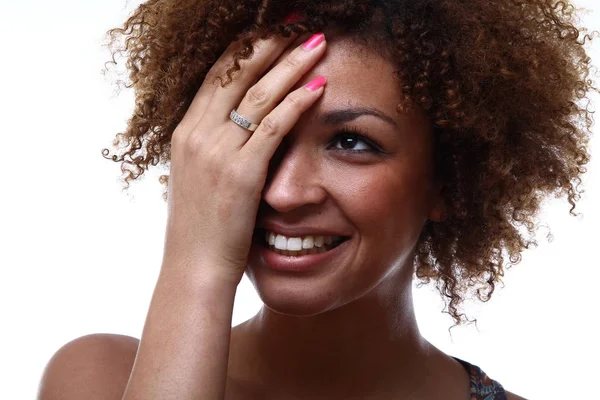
<box><xmin>262</xmin><ymin>143</ymin><xmax>328</xmax><ymax>213</ymax></box>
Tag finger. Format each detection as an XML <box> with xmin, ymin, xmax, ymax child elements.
<box><xmin>239</xmin><ymin>75</ymin><xmax>327</xmax><ymax>170</ymax></box>
<box><xmin>205</xmin><ymin>33</ymin><xmax>322</xmax><ymax>131</ymax></box>
<box><xmin>174</xmin><ymin>40</ymin><xmax>246</xmax><ymax>137</ymax></box>
<box><xmin>175</xmin><ymin>34</ymin><xmax>297</xmax><ymax>141</ymax></box>
<box><xmin>216</xmin><ymin>33</ymin><xmax>327</xmax><ymax>152</ymax></box>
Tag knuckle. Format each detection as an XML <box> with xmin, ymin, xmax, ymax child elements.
<box><xmin>171</xmin><ymin>127</ymin><xmax>186</xmax><ymax>147</ymax></box>
<box><xmin>283</xmin><ymin>53</ymin><xmax>302</xmax><ymax>69</ymax></box>
<box><xmin>182</xmin><ymin>137</ymin><xmax>204</xmax><ymax>160</ymax></box>
<box><xmin>245</xmin><ymin>85</ymin><xmax>269</xmax><ymax>107</ymax></box>
<box><xmin>285</xmin><ymin>92</ymin><xmax>303</xmax><ymax>109</ymax></box>
<box><xmin>182</xmin><ymin>129</ymin><xmax>213</xmax><ymax>159</ymax></box>
<box><xmin>259</xmin><ymin>115</ymin><xmax>279</xmax><ymax>136</ymax></box>
<box><xmin>207</xmin><ymin>141</ymin><xmax>231</xmax><ymax>167</ymax></box>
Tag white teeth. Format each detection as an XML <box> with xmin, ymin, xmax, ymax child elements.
<box><xmin>314</xmin><ymin>236</ymin><xmax>324</xmax><ymax>248</ymax></box>
<box><xmin>275</xmin><ymin>235</ymin><xmax>288</xmax><ymax>250</ymax></box>
<box><xmin>287</xmin><ymin>238</ymin><xmax>303</xmax><ymax>251</ymax></box>
<box><xmin>302</xmin><ymin>236</ymin><xmax>314</xmax><ymax>249</ymax></box>
<box><xmin>264</xmin><ymin>231</ymin><xmax>343</xmax><ymax>251</ymax></box>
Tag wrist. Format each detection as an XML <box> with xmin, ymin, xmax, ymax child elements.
<box><xmin>158</xmin><ymin>258</ymin><xmax>243</xmax><ymax>292</ymax></box>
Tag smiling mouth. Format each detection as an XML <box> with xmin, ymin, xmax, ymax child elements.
<box><xmin>258</xmin><ymin>229</ymin><xmax>350</xmax><ymax>256</ymax></box>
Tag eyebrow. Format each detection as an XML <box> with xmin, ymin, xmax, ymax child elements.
<box><xmin>318</xmin><ymin>107</ymin><xmax>398</xmax><ymax>127</ymax></box>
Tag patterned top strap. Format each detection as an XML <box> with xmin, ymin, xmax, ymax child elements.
<box><xmin>452</xmin><ymin>357</ymin><xmax>507</xmax><ymax>400</ymax></box>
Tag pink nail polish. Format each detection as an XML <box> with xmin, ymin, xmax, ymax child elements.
<box><xmin>305</xmin><ymin>76</ymin><xmax>327</xmax><ymax>91</ymax></box>
<box><xmin>302</xmin><ymin>33</ymin><xmax>325</xmax><ymax>50</ymax></box>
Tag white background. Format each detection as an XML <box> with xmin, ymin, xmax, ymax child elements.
<box><xmin>0</xmin><ymin>1</ymin><xmax>598</xmax><ymax>399</ymax></box>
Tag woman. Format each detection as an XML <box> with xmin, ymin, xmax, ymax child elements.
<box><xmin>38</xmin><ymin>0</ymin><xmax>595</xmax><ymax>399</ymax></box>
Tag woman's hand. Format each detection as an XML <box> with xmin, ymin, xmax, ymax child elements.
<box><xmin>120</xmin><ymin>33</ymin><xmax>328</xmax><ymax>400</ymax></box>
<box><xmin>162</xmin><ymin>32</ymin><xmax>327</xmax><ymax>286</ymax></box>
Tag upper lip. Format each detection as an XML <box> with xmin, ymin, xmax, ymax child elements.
<box><xmin>257</xmin><ymin>221</ymin><xmax>351</xmax><ymax>238</ymax></box>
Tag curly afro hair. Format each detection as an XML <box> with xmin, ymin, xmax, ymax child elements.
<box><xmin>102</xmin><ymin>0</ymin><xmax>597</xmax><ymax>325</ymax></box>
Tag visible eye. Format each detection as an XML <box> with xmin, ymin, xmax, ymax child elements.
<box><xmin>328</xmin><ymin>126</ymin><xmax>382</xmax><ymax>154</ymax></box>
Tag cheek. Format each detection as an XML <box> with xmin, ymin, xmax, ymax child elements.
<box><xmin>328</xmin><ymin>163</ymin><xmax>430</xmax><ymax>240</ymax></box>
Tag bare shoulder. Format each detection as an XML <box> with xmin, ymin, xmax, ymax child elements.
<box><xmin>37</xmin><ymin>333</ymin><xmax>140</xmax><ymax>400</ymax></box>
<box><xmin>505</xmin><ymin>390</ymin><xmax>528</xmax><ymax>400</ymax></box>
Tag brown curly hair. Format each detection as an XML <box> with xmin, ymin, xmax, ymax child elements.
<box><xmin>102</xmin><ymin>0</ymin><xmax>597</xmax><ymax>325</ymax></box>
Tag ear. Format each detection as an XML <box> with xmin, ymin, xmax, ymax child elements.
<box><xmin>427</xmin><ymin>183</ymin><xmax>448</xmax><ymax>223</ymax></box>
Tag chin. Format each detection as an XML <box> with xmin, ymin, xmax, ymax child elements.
<box><xmin>245</xmin><ymin>265</ymin><xmax>341</xmax><ymax>317</ymax></box>
<box><xmin>259</xmin><ymin>298</ymin><xmax>332</xmax><ymax>318</ymax></box>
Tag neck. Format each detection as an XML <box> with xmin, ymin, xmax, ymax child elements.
<box><xmin>229</xmin><ymin>266</ymin><xmax>437</xmax><ymax>398</ymax></box>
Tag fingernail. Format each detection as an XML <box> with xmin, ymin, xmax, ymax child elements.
<box><xmin>305</xmin><ymin>76</ymin><xmax>327</xmax><ymax>91</ymax></box>
<box><xmin>302</xmin><ymin>33</ymin><xmax>325</xmax><ymax>50</ymax></box>
<box><xmin>284</xmin><ymin>10</ymin><xmax>303</xmax><ymax>24</ymax></box>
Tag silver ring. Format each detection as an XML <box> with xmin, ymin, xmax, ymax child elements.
<box><xmin>230</xmin><ymin>109</ymin><xmax>259</xmax><ymax>132</ymax></box>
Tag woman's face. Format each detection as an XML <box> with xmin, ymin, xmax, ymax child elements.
<box><xmin>246</xmin><ymin>34</ymin><xmax>443</xmax><ymax>315</ymax></box>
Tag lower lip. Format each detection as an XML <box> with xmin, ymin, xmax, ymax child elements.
<box><xmin>257</xmin><ymin>239</ymin><xmax>351</xmax><ymax>272</ymax></box>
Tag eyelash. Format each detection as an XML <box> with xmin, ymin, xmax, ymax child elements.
<box><xmin>328</xmin><ymin>126</ymin><xmax>383</xmax><ymax>154</ymax></box>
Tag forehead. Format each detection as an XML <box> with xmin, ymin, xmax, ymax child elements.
<box><xmin>276</xmin><ymin>34</ymin><xmax>405</xmax><ymax>120</ymax></box>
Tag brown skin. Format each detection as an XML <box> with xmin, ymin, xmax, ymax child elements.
<box><xmin>102</xmin><ymin>0</ymin><xmax>596</xmax><ymax>325</ymax></box>
<box><xmin>38</xmin><ymin>333</ymin><xmax>525</xmax><ymax>399</ymax></box>
<box><xmin>40</xmin><ymin>1</ymin><xmax>596</xmax><ymax>398</ymax></box>
<box><xmin>38</xmin><ymin>32</ymin><xmax>530</xmax><ymax>400</ymax></box>
<box><xmin>236</xmin><ymin>35</ymin><xmax>452</xmax><ymax>398</ymax></box>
